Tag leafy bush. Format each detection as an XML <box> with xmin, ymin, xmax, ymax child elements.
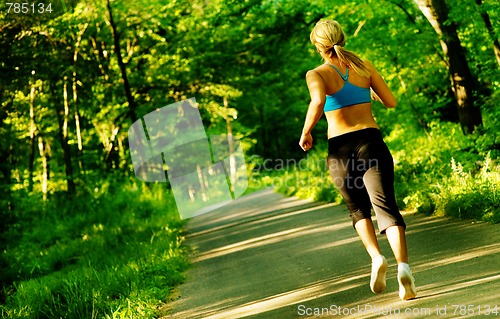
<box><xmin>429</xmin><ymin>155</ymin><xmax>500</xmax><ymax>222</ymax></box>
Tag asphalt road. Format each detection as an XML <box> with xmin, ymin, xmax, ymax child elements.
<box><xmin>163</xmin><ymin>188</ymin><xmax>500</xmax><ymax>319</ymax></box>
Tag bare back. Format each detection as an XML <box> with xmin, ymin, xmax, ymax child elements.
<box><xmin>313</xmin><ymin>62</ymin><xmax>377</xmax><ymax>138</ymax></box>
<box><xmin>301</xmin><ymin>58</ymin><xmax>396</xmax><ymax>152</ymax></box>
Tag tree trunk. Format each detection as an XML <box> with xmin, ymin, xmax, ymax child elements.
<box><xmin>106</xmin><ymin>0</ymin><xmax>138</xmax><ymax>124</ymax></box>
<box><xmin>28</xmin><ymin>79</ymin><xmax>37</xmax><ymax>192</ymax></box>
<box><xmin>38</xmin><ymin>136</ymin><xmax>48</xmax><ymax>200</ymax></box>
<box><xmin>104</xmin><ymin>125</ymin><xmax>121</xmax><ymax>168</ymax></box>
<box><xmin>475</xmin><ymin>0</ymin><xmax>500</xmax><ymax>68</ymax></box>
<box><xmin>0</xmin><ymin>124</ymin><xmax>13</xmax><ymax>211</ymax></box>
<box><xmin>73</xmin><ymin>23</ymin><xmax>88</xmax><ymax>173</ymax></box>
<box><xmin>223</xmin><ymin>98</ymin><xmax>236</xmax><ymax>194</ymax></box>
<box><xmin>73</xmin><ymin>75</ymin><xmax>83</xmax><ymax>172</ymax></box>
<box><xmin>54</xmin><ymin>80</ymin><xmax>76</xmax><ymax>197</ymax></box>
<box><xmin>415</xmin><ymin>0</ymin><xmax>482</xmax><ymax>134</ymax></box>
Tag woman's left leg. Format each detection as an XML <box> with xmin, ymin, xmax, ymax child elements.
<box><xmin>354</xmin><ymin>218</ymin><xmax>381</xmax><ymax>259</ymax></box>
<box><xmin>385</xmin><ymin>225</ymin><xmax>408</xmax><ymax>263</ymax></box>
<box><xmin>355</xmin><ymin>217</ymin><xmax>388</xmax><ymax>294</ymax></box>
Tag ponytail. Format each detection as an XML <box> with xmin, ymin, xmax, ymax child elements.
<box><xmin>311</xmin><ymin>20</ymin><xmax>370</xmax><ymax>78</ymax></box>
<box><xmin>333</xmin><ymin>44</ymin><xmax>370</xmax><ymax>78</ymax></box>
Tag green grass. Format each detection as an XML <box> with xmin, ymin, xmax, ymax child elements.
<box><xmin>0</xmin><ymin>181</ymin><xmax>189</xmax><ymax>319</ymax></box>
<box><xmin>420</xmin><ymin>154</ymin><xmax>500</xmax><ymax>223</ymax></box>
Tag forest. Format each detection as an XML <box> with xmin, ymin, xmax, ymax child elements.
<box><xmin>1</xmin><ymin>0</ymin><xmax>499</xmax><ymax>318</ymax></box>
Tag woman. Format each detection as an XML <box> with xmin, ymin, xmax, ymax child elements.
<box><xmin>299</xmin><ymin>20</ymin><xmax>416</xmax><ymax>301</ymax></box>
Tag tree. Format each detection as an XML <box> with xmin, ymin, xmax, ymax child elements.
<box><xmin>415</xmin><ymin>0</ymin><xmax>483</xmax><ymax>134</ymax></box>
<box><xmin>475</xmin><ymin>0</ymin><xmax>500</xmax><ymax>68</ymax></box>
<box><xmin>105</xmin><ymin>0</ymin><xmax>137</xmax><ymax>124</ymax></box>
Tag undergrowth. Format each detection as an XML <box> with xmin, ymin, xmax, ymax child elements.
<box><xmin>0</xmin><ymin>181</ymin><xmax>188</xmax><ymax>319</ymax></box>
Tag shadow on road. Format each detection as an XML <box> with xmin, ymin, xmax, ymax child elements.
<box><xmin>164</xmin><ymin>188</ymin><xmax>500</xmax><ymax>319</ymax></box>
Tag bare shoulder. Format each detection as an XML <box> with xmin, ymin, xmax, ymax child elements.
<box><xmin>306</xmin><ymin>67</ymin><xmax>325</xmax><ymax>82</ymax></box>
<box><xmin>361</xmin><ymin>59</ymin><xmax>377</xmax><ymax>74</ymax></box>
<box><xmin>307</xmin><ymin>64</ymin><xmax>328</xmax><ymax>75</ymax></box>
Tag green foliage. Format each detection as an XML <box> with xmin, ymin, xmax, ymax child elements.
<box><xmin>2</xmin><ymin>0</ymin><xmax>500</xmax><ymax>316</ymax></box>
<box><xmin>249</xmin><ymin>145</ymin><xmax>343</xmax><ymax>203</ymax></box>
<box><xmin>389</xmin><ymin>84</ymin><xmax>500</xmax><ymax>220</ymax></box>
<box><xmin>0</xmin><ymin>183</ymin><xmax>188</xmax><ymax>319</ymax></box>
<box><xmin>433</xmin><ymin>155</ymin><xmax>500</xmax><ymax>222</ymax></box>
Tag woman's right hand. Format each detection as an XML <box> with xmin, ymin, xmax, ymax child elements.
<box><xmin>299</xmin><ymin>133</ymin><xmax>313</xmax><ymax>151</ymax></box>
<box><xmin>370</xmin><ymin>88</ymin><xmax>381</xmax><ymax>102</ymax></box>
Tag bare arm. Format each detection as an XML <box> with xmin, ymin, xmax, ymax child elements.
<box><xmin>366</xmin><ymin>60</ymin><xmax>397</xmax><ymax>108</ymax></box>
<box><xmin>299</xmin><ymin>70</ymin><xmax>325</xmax><ymax>151</ymax></box>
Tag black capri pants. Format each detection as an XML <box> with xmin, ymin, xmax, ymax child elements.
<box><xmin>327</xmin><ymin>128</ymin><xmax>406</xmax><ymax>234</ymax></box>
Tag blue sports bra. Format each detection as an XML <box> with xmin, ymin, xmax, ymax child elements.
<box><xmin>324</xmin><ymin>64</ymin><xmax>371</xmax><ymax>112</ymax></box>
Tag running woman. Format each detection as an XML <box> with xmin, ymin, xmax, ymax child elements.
<box><xmin>299</xmin><ymin>19</ymin><xmax>417</xmax><ymax>301</ymax></box>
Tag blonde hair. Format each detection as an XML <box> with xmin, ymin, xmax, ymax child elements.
<box><xmin>310</xmin><ymin>20</ymin><xmax>370</xmax><ymax>77</ymax></box>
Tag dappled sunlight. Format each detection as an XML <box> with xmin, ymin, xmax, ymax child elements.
<box><xmin>192</xmin><ymin>226</ymin><xmax>310</xmax><ymax>262</ymax></box>
<box><xmin>215</xmin><ymin>194</ymin><xmax>301</xmax><ymax>220</ymax></box>
<box><xmin>407</xmin><ymin>220</ymin><xmax>472</xmax><ymax>236</ymax></box>
<box><xmin>246</xmin><ymin>202</ymin><xmax>339</xmax><ymax>227</ymax></box>
<box><xmin>335</xmin><ymin>271</ymin><xmax>500</xmax><ymax>319</ymax></box>
<box><xmin>195</xmin><ymin>273</ymin><xmax>367</xmax><ymax>319</ymax></box>
<box><xmin>192</xmin><ymin>220</ymin><xmax>347</xmax><ymax>262</ymax></box>
<box><xmin>168</xmin><ymin>189</ymin><xmax>500</xmax><ymax>319</ymax></box>
<box><xmin>187</xmin><ymin>202</ymin><xmax>342</xmax><ymax>251</ymax></box>
<box><xmin>416</xmin><ymin>271</ymin><xmax>500</xmax><ymax>299</ymax></box>
<box><xmin>168</xmin><ymin>296</ymin><xmax>248</xmax><ymax>319</ymax></box>
<box><xmin>404</xmin><ymin>216</ymin><xmax>447</xmax><ymax>230</ymax></box>
<box><xmin>186</xmin><ymin>191</ymin><xmax>322</xmax><ymax>237</ymax></box>
<box><xmin>306</xmin><ymin>234</ymin><xmax>359</xmax><ymax>252</ymax></box>
<box><xmin>456</xmin><ymin>291</ymin><xmax>500</xmax><ymax>310</ymax></box>
<box><xmin>413</xmin><ymin>242</ymin><xmax>500</xmax><ymax>272</ymax></box>
<box><xmin>188</xmin><ymin>201</ymin><xmax>337</xmax><ymax>239</ymax></box>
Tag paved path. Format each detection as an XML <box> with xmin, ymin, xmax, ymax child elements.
<box><xmin>163</xmin><ymin>188</ymin><xmax>500</xmax><ymax>319</ymax></box>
